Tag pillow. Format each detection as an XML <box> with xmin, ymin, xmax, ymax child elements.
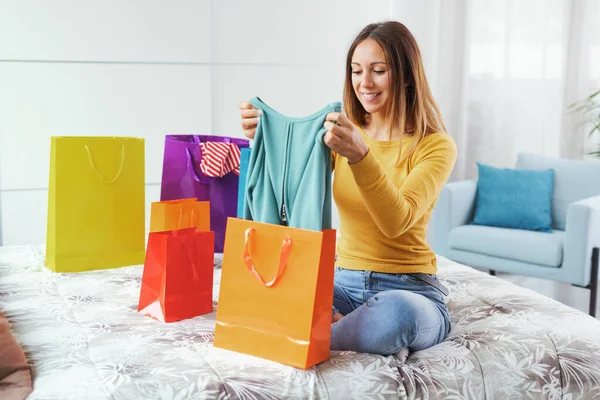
<box><xmin>472</xmin><ymin>162</ymin><xmax>554</xmax><ymax>232</ymax></box>
<box><xmin>0</xmin><ymin>312</ymin><xmax>33</xmax><ymax>400</ymax></box>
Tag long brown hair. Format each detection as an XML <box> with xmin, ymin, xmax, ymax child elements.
<box><xmin>343</xmin><ymin>21</ymin><xmax>447</xmax><ymax>163</ymax></box>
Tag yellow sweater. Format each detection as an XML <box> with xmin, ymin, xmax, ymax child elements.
<box><xmin>333</xmin><ymin>127</ymin><xmax>457</xmax><ymax>275</ymax></box>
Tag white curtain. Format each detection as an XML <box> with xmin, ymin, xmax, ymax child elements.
<box><xmin>392</xmin><ymin>0</ymin><xmax>600</xmax><ymax>180</ymax></box>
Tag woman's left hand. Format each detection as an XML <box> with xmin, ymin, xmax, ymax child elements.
<box><xmin>324</xmin><ymin>112</ymin><xmax>370</xmax><ymax>164</ymax></box>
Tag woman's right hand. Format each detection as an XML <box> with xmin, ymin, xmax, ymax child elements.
<box><xmin>239</xmin><ymin>102</ymin><xmax>262</xmax><ymax>140</ymax></box>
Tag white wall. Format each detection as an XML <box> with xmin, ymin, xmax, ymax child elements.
<box><xmin>0</xmin><ymin>0</ymin><xmax>431</xmax><ymax>246</ymax></box>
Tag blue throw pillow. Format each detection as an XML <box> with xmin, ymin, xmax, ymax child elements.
<box><xmin>472</xmin><ymin>163</ymin><xmax>554</xmax><ymax>232</ymax></box>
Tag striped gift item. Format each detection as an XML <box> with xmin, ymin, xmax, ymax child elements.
<box><xmin>199</xmin><ymin>142</ymin><xmax>242</xmax><ymax>177</ymax></box>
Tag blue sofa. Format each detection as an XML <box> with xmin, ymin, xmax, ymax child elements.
<box><xmin>428</xmin><ymin>153</ymin><xmax>600</xmax><ymax>316</ymax></box>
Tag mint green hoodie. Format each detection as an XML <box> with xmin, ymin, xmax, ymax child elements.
<box><xmin>242</xmin><ymin>97</ymin><xmax>342</xmax><ymax>230</ymax></box>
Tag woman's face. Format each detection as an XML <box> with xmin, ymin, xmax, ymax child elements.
<box><xmin>351</xmin><ymin>38</ymin><xmax>391</xmax><ymax>116</ymax></box>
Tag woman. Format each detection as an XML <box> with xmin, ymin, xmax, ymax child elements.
<box><xmin>239</xmin><ymin>21</ymin><xmax>456</xmax><ymax>356</ymax></box>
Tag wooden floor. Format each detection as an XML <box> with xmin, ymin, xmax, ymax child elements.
<box><xmin>484</xmin><ymin>270</ymin><xmax>599</xmax><ymax>318</ymax></box>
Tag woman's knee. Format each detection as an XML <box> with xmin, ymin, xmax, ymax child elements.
<box><xmin>366</xmin><ymin>292</ymin><xmax>419</xmax><ymax>333</ymax></box>
<box><xmin>366</xmin><ymin>290</ymin><xmax>422</xmax><ymax>322</ymax></box>
<box><xmin>365</xmin><ymin>290</ymin><xmax>446</xmax><ymax>353</ymax></box>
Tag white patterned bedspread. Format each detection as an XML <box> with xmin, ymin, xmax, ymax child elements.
<box><xmin>1</xmin><ymin>246</ymin><xmax>600</xmax><ymax>400</ymax></box>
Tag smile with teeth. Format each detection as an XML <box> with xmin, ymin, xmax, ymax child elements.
<box><xmin>361</xmin><ymin>92</ymin><xmax>381</xmax><ymax>101</ymax></box>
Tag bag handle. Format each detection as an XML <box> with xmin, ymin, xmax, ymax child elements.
<box><xmin>177</xmin><ymin>208</ymin><xmax>196</xmax><ymax>229</ymax></box>
<box><xmin>84</xmin><ymin>144</ymin><xmax>125</xmax><ymax>184</ymax></box>
<box><xmin>243</xmin><ymin>228</ymin><xmax>292</xmax><ymax>287</ymax></box>
<box><xmin>183</xmin><ymin>239</ymin><xmax>201</xmax><ymax>281</ymax></box>
<box><xmin>185</xmin><ymin>138</ymin><xmax>233</xmax><ymax>184</ymax></box>
<box><xmin>185</xmin><ymin>148</ymin><xmax>217</xmax><ymax>184</ymax></box>
<box><xmin>191</xmin><ymin>135</ymin><xmax>232</xmax><ymax>145</ymax></box>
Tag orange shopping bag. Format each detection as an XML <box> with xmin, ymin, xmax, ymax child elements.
<box><xmin>214</xmin><ymin>218</ymin><xmax>336</xmax><ymax>369</ymax></box>
<box><xmin>138</xmin><ymin>227</ymin><xmax>214</xmax><ymax>322</ymax></box>
<box><xmin>149</xmin><ymin>198</ymin><xmax>210</xmax><ymax>233</ymax></box>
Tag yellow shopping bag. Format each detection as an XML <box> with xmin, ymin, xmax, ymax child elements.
<box><xmin>46</xmin><ymin>137</ymin><xmax>145</xmax><ymax>272</ymax></box>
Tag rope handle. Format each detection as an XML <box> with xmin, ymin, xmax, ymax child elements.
<box><xmin>183</xmin><ymin>239</ymin><xmax>201</xmax><ymax>281</ymax></box>
<box><xmin>176</xmin><ymin>208</ymin><xmax>197</xmax><ymax>229</ymax></box>
<box><xmin>84</xmin><ymin>144</ymin><xmax>125</xmax><ymax>184</ymax></box>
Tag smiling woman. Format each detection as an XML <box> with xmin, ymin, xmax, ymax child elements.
<box><xmin>350</xmin><ymin>42</ymin><xmax>391</xmax><ymax>122</ymax></box>
<box><xmin>240</xmin><ymin>21</ymin><xmax>457</xmax><ymax>357</ymax></box>
<box><xmin>332</xmin><ymin>21</ymin><xmax>447</xmax><ymax>163</ymax></box>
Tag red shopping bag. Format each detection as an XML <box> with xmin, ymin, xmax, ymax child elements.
<box><xmin>138</xmin><ymin>227</ymin><xmax>214</xmax><ymax>322</ymax></box>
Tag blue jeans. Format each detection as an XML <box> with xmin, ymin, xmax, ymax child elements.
<box><xmin>330</xmin><ymin>267</ymin><xmax>451</xmax><ymax>355</ymax></box>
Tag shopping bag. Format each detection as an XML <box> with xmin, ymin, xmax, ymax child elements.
<box><xmin>159</xmin><ymin>135</ymin><xmax>250</xmax><ymax>253</ymax></box>
<box><xmin>214</xmin><ymin>218</ymin><xmax>336</xmax><ymax>369</ymax></box>
<box><xmin>237</xmin><ymin>147</ymin><xmax>252</xmax><ymax>218</ymax></box>
<box><xmin>149</xmin><ymin>198</ymin><xmax>210</xmax><ymax>233</ymax></box>
<box><xmin>46</xmin><ymin>137</ymin><xmax>145</xmax><ymax>272</ymax></box>
<box><xmin>138</xmin><ymin>227</ymin><xmax>214</xmax><ymax>322</ymax></box>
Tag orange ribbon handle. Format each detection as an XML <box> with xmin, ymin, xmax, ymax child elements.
<box><xmin>243</xmin><ymin>228</ymin><xmax>292</xmax><ymax>287</ymax></box>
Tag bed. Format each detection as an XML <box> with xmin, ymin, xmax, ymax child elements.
<box><xmin>1</xmin><ymin>245</ymin><xmax>600</xmax><ymax>400</ymax></box>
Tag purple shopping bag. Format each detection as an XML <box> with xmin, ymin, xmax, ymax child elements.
<box><xmin>160</xmin><ymin>135</ymin><xmax>250</xmax><ymax>253</ymax></box>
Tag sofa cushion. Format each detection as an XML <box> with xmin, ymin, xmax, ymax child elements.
<box><xmin>448</xmin><ymin>225</ymin><xmax>564</xmax><ymax>267</ymax></box>
<box><xmin>516</xmin><ymin>153</ymin><xmax>600</xmax><ymax>230</ymax></box>
<box><xmin>0</xmin><ymin>311</ymin><xmax>33</xmax><ymax>400</ymax></box>
<box><xmin>472</xmin><ymin>162</ymin><xmax>554</xmax><ymax>232</ymax></box>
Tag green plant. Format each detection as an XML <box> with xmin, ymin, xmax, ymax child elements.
<box><xmin>570</xmin><ymin>89</ymin><xmax>600</xmax><ymax>158</ymax></box>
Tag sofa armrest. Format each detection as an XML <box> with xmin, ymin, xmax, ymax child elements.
<box><xmin>562</xmin><ymin>194</ymin><xmax>600</xmax><ymax>286</ymax></box>
<box><xmin>428</xmin><ymin>180</ymin><xmax>477</xmax><ymax>257</ymax></box>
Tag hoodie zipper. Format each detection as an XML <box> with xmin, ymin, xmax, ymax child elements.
<box><xmin>281</xmin><ymin>122</ymin><xmax>291</xmax><ymax>226</ymax></box>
